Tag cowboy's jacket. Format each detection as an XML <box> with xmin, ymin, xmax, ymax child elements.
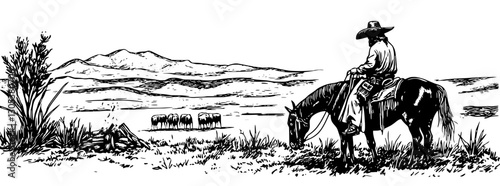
<box><xmin>357</xmin><ymin>40</ymin><xmax>397</xmax><ymax>78</ymax></box>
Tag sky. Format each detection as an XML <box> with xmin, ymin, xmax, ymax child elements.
<box><xmin>0</xmin><ymin>0</ymin><xmax>499</xmax><ymax>80</ymax></box>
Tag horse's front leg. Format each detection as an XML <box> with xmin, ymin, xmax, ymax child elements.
<box><xmin>347</xmin><ymin>135</ymin><xmax>356</xmax><ymax>163</ymax></box>
<box><xmin>338</xmin><ymin>132</ymin><xmax>348</xmax><ymax>162</ymax></box>
<box><xmin>334</xmin><ymin>121</ymin><xmax>349</xmax><ymax>163</ymax></box>
<box><xmin>365</xmin><ymin>130</ymin><xmax>378</xmax><ymax>162</ymax></box>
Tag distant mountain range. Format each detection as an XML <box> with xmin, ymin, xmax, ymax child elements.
<box><xmin>50</xmin><ymin>49</ymin><xmax>318</xmax><ymax>81</ymax></box>
<box><xmin>44</xmin><ymin>49</ymin><xmax>319</xmax><ymax>99</ymax></box>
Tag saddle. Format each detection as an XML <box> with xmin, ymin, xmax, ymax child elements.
<box><xmin>370</xmin><ymin>77</ymin><xmax>403</xmax><ymax>102</ymax></box>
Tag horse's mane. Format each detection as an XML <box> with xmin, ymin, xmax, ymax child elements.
<box><xmin>297</xmin><ymin>81</ymin><xmax>344</xmax><ymax>110</ymax></box>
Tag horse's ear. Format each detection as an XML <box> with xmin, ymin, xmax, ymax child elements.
<box><xmin>285</xmin><ymin>106</ymin><xmax>292</xmax><ymax>113</ymax></box>
<box><xmin>291</xmin><ymin>101</ymin><xmax>296</xmax><ymax>109</ymax></box>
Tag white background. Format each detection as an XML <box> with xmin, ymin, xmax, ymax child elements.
<box><xmin>0</xmin><ymin>0</ymin><xmax>499</xmax><ymax>80</ymax></box>
<box><xmin>1</xmin><ymin>0</ymin><xmax>499</xmax><ymax>185</ymax></box>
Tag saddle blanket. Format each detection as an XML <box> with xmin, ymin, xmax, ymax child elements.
<box><xmin>370</xmin><ymin>77</ymin><xmax>403</xmax><ymax>102</ymax></box>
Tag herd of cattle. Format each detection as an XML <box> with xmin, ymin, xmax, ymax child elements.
<box><xmin>151</xmin><ymin>112</ymin><xmax>222</xmax><ymax>130</ymax></box>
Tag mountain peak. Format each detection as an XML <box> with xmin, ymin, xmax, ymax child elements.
<box><xmin>107</xmin><ymin>49</ymin><xmax>133</xmax><ymax>56</ymax></box>
<box><xmin>89</xmin><ymin>49</ymin><xmax>134</xmax><ymax>61</ymax></box>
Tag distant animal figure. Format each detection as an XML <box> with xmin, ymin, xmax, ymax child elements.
<box><xmin>180</xmin><ymin>114</ymin><xmax>193</xmax><ymax>129</ymax></box>
<box><xmin>197</xmin><ymin>112</ymin><xmax>222</xmax><ymax>129</ymax></box>
<box><xmin>151</xmin><ymin>114</ymin><xmax>167</xmax><ymax>130</ymax></box>
<box><xmin>167</xmin><ymin>113</ymin><xmax>180</xmax><ymax>129</ymax></box>
<box><xmin>198</xmin><ymin>112</ymin><xmax>209</xmax><ymax>129</ymax></box>
<box><xmin>211</xmin><ymin>113</ymin><xmax>222</xmax><ymax>128</ymax></box>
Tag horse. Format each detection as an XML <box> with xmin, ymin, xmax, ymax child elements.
<box><xmin>180</xmin><ymin>114</ymin><xmax>193</xmax><ymax>129</ymax></box>
<box><xmin>167</xmin><ymin>113</ymin><xmax>180</xmax><ymax>129</ymax></box>
<box><xmin>198</xmin><ymin>113</ymin><xmax>221</xmax><ymax>129</ymax></box>
<box><xmin>285</xmin><ymin>77</ymin><xmax>456</xmax><ymax>163</ymax></box>
<box><xmin>151</xmin><ymin>114</ymin><xmax>167</xmax><ymax>130</ymax></box>
<box><xmin>212</xmin><ymin>113</ymin><xmax>222</xmax><ymax>128</ymax></box>
<box><xmin>198</xmin><ymin>112</ymin><xmax>209</xmax><ymax>129</ymax></box>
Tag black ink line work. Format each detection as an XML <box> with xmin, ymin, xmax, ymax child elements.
<box><xmin>1</xmin><ymin>20</ymin><xmax>498</xmax><ymax>178</ymax></box>
<box><xmin>462</xmin><ymin>106</ymin><xmax>497</xmax><ymax>118</ymax></box>
<box><xmin>436</xmin><ymin>76</ymin><xmax>495</xmax><ymax>86</ymax></box>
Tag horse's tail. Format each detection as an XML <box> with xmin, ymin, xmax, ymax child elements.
<box><xmin>435</xmin><ymin>84</ymin><xmax>456</xmax><ymax>141</ymax></box>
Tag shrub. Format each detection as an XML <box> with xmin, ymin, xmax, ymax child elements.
<box><xmin>0</xmin><ymin>34</ymin><xmax>68</xmax><ymax>154</ymax></box>
<box><xmin>53</xmin><ymin>117</ymin><xmax>92</xmax><ymax>149</ymax></box>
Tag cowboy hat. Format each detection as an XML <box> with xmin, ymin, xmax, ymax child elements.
<box><xmin>356</xmin><ymin>21</ymin><xmax>394</xmax><ymax>40</ymax></box>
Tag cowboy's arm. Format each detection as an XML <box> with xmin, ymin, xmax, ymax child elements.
<box><xmin>356</xmin><ymin>46</ymin><xmax>378</xmax><ymax>73</ymax></box>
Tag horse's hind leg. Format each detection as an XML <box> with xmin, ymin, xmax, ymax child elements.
<box><xmin>420</xmin><ymin>118</ymin><xmax>434</xmax><ymax>156</ymax></box>
<box><xmin>408</xmin><ymin>124</ymin><xmax>425</xmax><ymax>157</ymax></box>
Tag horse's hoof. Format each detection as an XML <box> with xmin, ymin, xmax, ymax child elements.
<box><xmin>342</xmin><ymin>161</ymin><xmax>352</xmax><ymax>168</ymax></box>
<box><xmin>410</xmin><ymin>150</ymin><xmax>426</xmax><ymax>159</ymax></box>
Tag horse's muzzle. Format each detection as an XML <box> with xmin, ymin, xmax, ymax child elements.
<box><xmin>289</xmin><ymin>141</ymin><xmax>304</xmax><ymax>150</ymax></box>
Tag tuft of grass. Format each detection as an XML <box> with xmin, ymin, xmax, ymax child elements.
<box><xmin>148</xmin><ymin>137</ymin><xmax>169</xmax><ymax>147</ymax></box>
<box><xmin>185</xmin><ymin>136</ymin><xmax>204</xmax><ymax>145</ymax></box>
<box><xmin>237</xmin><ymin>126</ymin><xmax>284</xmax><ymax>151</ymax></box>
<box><xmin>208</xmin><ymin>126</ymin><xmax>286</xmax><ymax>153</ymax></box>
<box><xmin>377</xmin><ymin>132</ymin><xmax>426</xmax><ymax>170</ymax></box>
<box><xmin>7</xmin><ymin>120</ymin><xmax>60</xmax><ymax>155</ymax></box>
<box><xmin>158</xmin><ymin>157</ymin><xmax>190</xmax><ymax>170</ymax></box>
<box><xmin>382</xmin><ymin>132</ymin><xmax>404</xmax><ymax>152</ymax></box>
<box><xmin>0</xmin><ymin>129</ymin><xmax>9</xmax><ymax>148</ymax></box>
<box><xmin>458</xmin><ymin>123</ymin><xmax>489</xmax><ymax>157</ymax></box>
<box><xmin>314</xmin><ymin>138</ymin><xmax>338</xmax><ymax>155</ymax></box>
<box><xmin>53</xmin><ymin>117</ymin><xmax>92</xmax><ymax>149</ymax></box>
<box><xmin>433</xmin><ymin>139</ymin><xmax>460</xmax><ymax>157</ymax></box>
<box><xmin>387</xmin><ymin>144</ymin><xmax>414</xmax><ymax>169</ymax></box>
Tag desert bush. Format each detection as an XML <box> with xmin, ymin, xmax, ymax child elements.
<box><xmin>0</xmin><ymin>34</ymin><xmax>68</xmax><ymax>154</ymax></box>
<box><xmin>53</xmin><ymin>117</ymin><xmax>92</xmax><ymax>149</ymax></box>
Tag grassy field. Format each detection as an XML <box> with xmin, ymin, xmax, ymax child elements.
<box><xmin>3</xmin><ymin>123</ymin><xmax>498</xmax><ymax>177</ymax></box>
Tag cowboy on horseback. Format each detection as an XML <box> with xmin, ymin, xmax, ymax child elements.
<box><xmin>340</xmin><ymin>21</ymin><xmax>398</xmax><ymax>136</ymax></box>
<box><xmin>285</xmin><ymin>21</ymin><xmax>455</xmax><ymax>160</ymax></box>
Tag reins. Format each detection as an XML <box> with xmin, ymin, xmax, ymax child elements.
<box><xmin>304</xmin><ymin>73</ymin><xmax>354</xmax><ymax>141</ymax></box>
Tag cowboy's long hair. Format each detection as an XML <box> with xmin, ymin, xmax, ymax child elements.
<box><xmin>369</xmin><ymin>34</ymin><xmax>389</xmax><ymax>47</ymax></box>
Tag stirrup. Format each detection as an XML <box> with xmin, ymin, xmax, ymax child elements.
<box><xmin>343</xmin><ymin>124</ymin><xmax>360</xmax><ymax>136</ymax></box>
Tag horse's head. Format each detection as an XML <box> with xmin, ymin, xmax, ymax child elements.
<box><xmin>285</xmin><ymin>101</ymin><xmax>309</xmax><ymax>150</ymax></box>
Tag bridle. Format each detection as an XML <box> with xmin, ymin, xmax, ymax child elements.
<box><xmin>291</xmin><ymin>113</ymin><xmax>307</xmax><ymax>143</ymax></box>
<box><xmin>303</xmin><ymin>73</ymin><xmax>356</xmax><ymax>141</ymax></box>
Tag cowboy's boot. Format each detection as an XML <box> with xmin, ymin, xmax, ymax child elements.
<box><xmin>342</xmin><ymin>118</ymin><xmax>360</xmax><ymax>136</ymax></box>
